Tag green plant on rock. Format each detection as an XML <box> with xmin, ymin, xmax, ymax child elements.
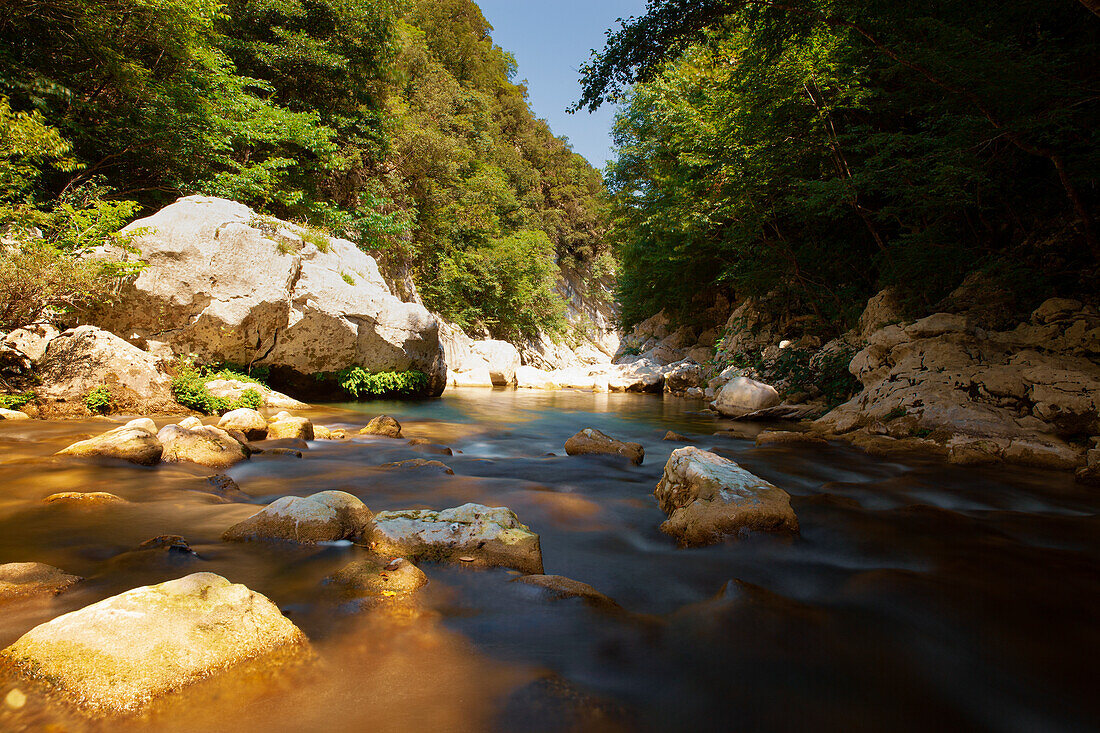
<box><xmin>341</xmin><ymin>272</ymin><xmax>356</xmax><ymax>286</ymax></box>
<box><xmin>83</xmin><ymin>386</ymin><xmax>112</xmax><ymax>414</ymax></box>
<box><xmin>336</xmin><ymin>368</ymin><xmax>428</xmax><ymax>399</ymax></box>
<box><xmin>0</xmin><ymin>392</ymin><xmax>34</xmax><ymax>410</ymax></box>
<box><xmin>171</xmin><ymin>359</ymin><xmax>270</xmax><ymax>414</ymax></box>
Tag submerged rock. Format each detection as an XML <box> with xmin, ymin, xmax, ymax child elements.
<box><xmin>0</xmin><ymin>572</ymin><xmax>307</xmax><ymax>712</ymax></box>
<box><xmin>755</xmin><ymin>431</ymin><xmax>828</xmax><ymax>447</ymax></box>
<box><xmin>514</xmin><ymin>575</ymin><xmax>623</xmax><ymax>614</ymax></box>
<box><xmin>326</xmin><ymin>557</ymin><xmax>428</xmax><ymax>600</ymax></box>
<box><xmin>218</xmin><ymin>408</ymin><xmax>268</xmax><ymax>440</ymax></box>
<box><xmin>663</xmin><ymin>431</ymin><xmax>688</xmax><ymax>441</ymax></box>
<box><xmin>380</xmin><ymin>458</ymin><xmax>455</xmax><ymax>475</ymax></box>
<box><xmin>56</xmin><ymin>424</ymin><xmax>163</xmax><ymax>465</ymax></box>
<box><xmin>564</xmin><ymin>428</ymin><xmax>645</xmax><ymax>465</ymax></box>
<box><xmin>370</xmin><ymin>503</ymin><xmax>543</xmax><ymax>574</ymax></box>
<box><xmin>360</xmin><ymin>414</ymin><xmax>402</xmax><ymax>438</ymax></box>
<box><xmin>223</xmin><ymin>490</ymin><xmax>372</xmax><ymax>544</ymax></box>
<box><xmin>43</xmin><ymin>491</ymin><xmax>126</xmax><ymax>506</ymax></box>
<box><xmin>157</xmin><ymin>424</ymin><xmax>249</xmax><ymax>468</ymax></box>
<box><xmin>654</xmin><ymin>447</ymin><xmax>798</xmax><ymax>546</ymax></box>
<box><xmin>0</xmin><ymin>563</ymin><xmax>81</xmax><ymax>604</ymax></box>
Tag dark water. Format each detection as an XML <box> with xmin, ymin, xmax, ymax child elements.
<box><xmin>1</xmin><ymin>388</ymin><xmax>1098</xmax><ymax>732</ymax></box>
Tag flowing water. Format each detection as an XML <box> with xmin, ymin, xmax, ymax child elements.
<box><xmin>1</xmin><ymin>388</ymin><xmax>1098</xmax><ymax>732</ymax></box>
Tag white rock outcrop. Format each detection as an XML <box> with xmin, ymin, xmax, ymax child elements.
<box><xmin>84</xmin><ymin>196</ymin><xmax>446</xmax><ymax>395</ymax></box>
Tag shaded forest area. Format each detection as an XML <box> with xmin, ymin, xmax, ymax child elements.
<box><xmin>582</xmin><ymin>0</ymin><xmax>1099</xmax><ymax>333</ymax></box>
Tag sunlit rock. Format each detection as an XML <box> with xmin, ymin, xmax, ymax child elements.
<box><xmin>654</xmin><ymin>447</ymin><xmax>798</xmax><ymax>546</ymax></box>
<box><xmin>43</xmin><ymin>491</ymin><xmax>126</xmax><ymax>506</ymax></box>
<box><xmin>218</xmin><ymin>408</ymin><xmax>268</xmax><ymax>440</ymax></box>
<box><xmin>359</xmin><ymin>414</ymin><xmax>402</xmax><ymax>438</ymax></box>
<box><xmin>0</xmin><ymin>562</ymin><xmax>81</xmax><ymax>604</ymax></box>
<box><xmin>266</xmin><ymin>413</ymin><xmax>314</xmax><ymax>441</ymax></box>
<box><xmin>564</xmin><ymin>428</ymin><xmax>644</xmax><ymax>465</ymax></box>
<box><xmin>56</xmin><ymin>424</ymin><xmax>163</xmax><ymax>465</ymax></box>
<box><xmin>711</xmin><ymin>377</ymin><xmax>780</xmax><ymax>418</ymax></box>
<box><xmin>326</xmin><ymin>557</ymin><xmax>428</xmax><ymax>601</ymax></box>
<box><xmin>370</xmin><ymin>503</ymin><xmax>543</xmax><ymax>574</ymax></box>
<box><xmin>157</xmin><ymin>424</ymin><xmax>249</xmax><ymax>468</ymax></box>
<box><xmin>0</xmin><ymin>572</ymin><xmax>307</xmax><ymax>712</ymax></box>
<box><xmin>223</xmin><ymin>490</ymin><xmax>372</xmax><ymax>544</ymax></box>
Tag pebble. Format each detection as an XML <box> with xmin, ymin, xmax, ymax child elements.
<box><xmin>4</xmin><ymin>689</ymin><xmax>26</xmax><ymax>710</ymax></box>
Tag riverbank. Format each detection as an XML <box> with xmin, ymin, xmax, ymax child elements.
<box><xmin>2</xmin><ymin>389</ymin><xmax>1099</xmax><ymax>731</ymax></box>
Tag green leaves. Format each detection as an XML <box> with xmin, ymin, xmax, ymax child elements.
<box><xmin>336</xmin><ymin>368</ymin><xmax>428</xmax><ymax>398</ymax></box>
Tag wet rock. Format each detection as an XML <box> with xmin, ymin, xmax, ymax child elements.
<box><xmin>514</xmin><ymin>575</ymin><xmax>623</xmax><ymax>614</ymax></box>
<box><xmin>712</xmin><ymin>377</ymin><xmax>781</xmax><ymax>418</ymax></box>
<box><xmin>408</xmin><ymin>439</ymin><xmax>453</xmax><ymax>455</ymax></box>
<box><xmin>42</xmin><ymin>491</ymin><xmax>126</xmax><ymax>506</ymax></box>
<box><xmin>0</xmin><ymin>572</ymin><xmax>307</xmax><ymax>712</ymax></box>
<box><xmin>157</xmin><ymin>424</ymin><xmax>249</xmax><ymax>468</ymax></box>
<box><xmin>360</xmin><ymin>414</ymin><xmax>402</xmax><ymax>438</ymax></box>
<box><xmin>654</xmin><ymin>447</ymin><xmax>798</xmax><ymax>546</ymax></box>
<box><xmin>178</xmin><ymin>416</ymin><xmax>204</xmax><ymax>429</ymax></box>
<box><xmin>663</xmin><ymin>431</ymin><xmax>688</xmax><ymax>441</ymax></box>
<box><xmin>56</xmin><ymin>424</ymin><xmax>163</xmax><ymax>465</ymax></box>
<box><xmin>266</xmin><ymin>414</ymin><xmax>314</xmax><ymax>441</ymax></box>
<box><xmin>380</xmin><ymin>458</ymin><xmax>455</xmax><ymax>475</ymax></box>
<box><xmin>136</xmin><ymin>534</ymin><xmax>196</xmax><ymax>555</ymax></box>
<box><xmin>0</xmin><ymin>563</ymin><xmax>81</xmax><ymax>604</ymax></box>
<box><xmin>369</xmin><ymin>503</ymin><xmax>543</xmax><ymax>574</ymax></box>
<box><xmin>755</xmin><ymin>431</ymin><xmax>827</xmax><ymax>447</ymax></box>
<box><xmin>326</xmin><ymin>557</ymin><xmax>428</xmax><ymax>599</ymax></box>
<box><xmin>495</xmin><ymin>673</ymin><xmax>632</xmax><ymax>733</ymax></box>
<box><xmin>313</xmin><ymin>425</ymin><xmax>347</xmax><ymax>440</ymax></box>
<box><xmin>0</xmin><ymin>408</ymin><xmax>30</xmax><ymax>420</ymax></box>
<box><xmin>218</xmin><ymin>408</ymin><xmax>268</xmax><ymax>440</ymax></box>
<box><xmin>223</xmin><ymin>490</ymin><xmax>372</xmax><ymax>544</ymax></box>
<box><xmin>270</xmin><ymin>447</ymin><xmax>303</xmax><ymax>458</ymax></box>
<box><xmin>564</xmin><ymin>428</ymin><xmax>644</xmax><ymax>465</ymax></box>
<box><xmin>205</xmin><ymin>474</ymin><xmax>250</xmax><ymax>501</ymax></box>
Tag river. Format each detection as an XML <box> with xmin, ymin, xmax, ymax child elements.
<box><xmin>1</xmin><ymin>388</ymin><xmax>1098</xmax><ymax>732</ymax></box>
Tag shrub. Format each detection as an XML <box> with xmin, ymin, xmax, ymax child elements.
<box><xmin>83</xmin><ymin>386</ymin><xmax>112</xmax><ymax>414</ymax></box>
<box><xmin>336</xmin><ymin>368</ymin><xmax>427</xmax><ymax>399</ymax></box>
<box><xmin>341</xmin><ymin>272</ymin><xmax>356</xmax><ymax>286</ymax></box>
<box><xmin>171</xmin><ymin>360</ymin><xmax>270</xmax><ymax>414</ymax></box>
<box><xmin>0</xmin><ymin>392</ymin><xmax>33</xmax><ymax>410</ymax></box>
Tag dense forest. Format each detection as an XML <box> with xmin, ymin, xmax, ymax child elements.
<box><xmin>0</xmin><ymin>0</ymin><xmax>609</xmax><ymax>340</ymax></box>
<box><xmin>582</xmin><ymin>0</ymin><xmax>1099</xmax><ymax>333</ymax></box>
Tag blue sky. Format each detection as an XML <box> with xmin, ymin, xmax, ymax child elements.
<box><xmin>475</xmin><ymin>0</ymin><xmax>648</xmax><ymax>171</ymax></box>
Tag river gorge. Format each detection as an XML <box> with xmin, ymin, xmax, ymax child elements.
<box><xmin>2</xmin><ymin>389</ymin><xmax>1097</xmax><ymax>732</ymax></box>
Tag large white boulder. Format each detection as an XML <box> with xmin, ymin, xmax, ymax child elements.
<box><xmin>0</xmin><ymin>572</ymin><xmax>307</xmax><ymax>712</ymax></box>
<box><xmin>472</xmin><ymin>340</ymin><xmax>520</xmax><ymax>386</ymax></box>
<box><xmin>711</xmin><ymin>377</ymin><xmax>781</xmax><ymax>417</ymax></box>
<box><xmin>84</xmin><ymin>196</ymin><xmax>446</xmax><ymax>396</ymax></box>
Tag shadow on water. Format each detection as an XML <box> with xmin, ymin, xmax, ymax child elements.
<box><xmin>1</xmin><ymin>387</ymin><xmax>1098</xmax><ymax>731</ymax></box>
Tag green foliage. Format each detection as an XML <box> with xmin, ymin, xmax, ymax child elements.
<box><xmin>0</xmin><ymin>393</ymin><xmax>34</xmax><ymax>410</ymax></box>
<box><xmin>83</xmin><ymin>386</ymin><xmax>112</xmax><ymax>414</ymax></box>
<box><xmin>586</xmin><ymin>1</ymin><xmax>1098</xmax><ymax>332</ymax></box>
<box><xmin>341</xmin><ymin>272</ymin><xmax>356</xmax><ymax>286</ymax></box>
<box><xmin>335</xmin><ymin>368</ymin><xmax>428</xmax><ymax>399</ymax></box>
<box><xmin>171</xmin><ymin>360</ymin><xmax>268</xmax><ymax>414</ymax></box>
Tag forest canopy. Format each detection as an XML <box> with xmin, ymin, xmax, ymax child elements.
<box><xmin>0</xmin><ymin>0</ymin><xmax>609</xmax><ymax>339</ymax></box>
<box><xmin>581</xmin><ymin>0</ymin><xmax>1099</xmax><ymax>331</ymax></box>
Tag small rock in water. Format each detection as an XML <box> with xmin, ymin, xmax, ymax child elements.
<box><xmin>564</xmin><ymin>428</ymin><xmax>645</xmax><ymax>465</ymax></box>
<box><xmin>157</xmin><ymin>424</ymin><xmax>249</xmax><ymax>468</ymax></box>
<box><xmin>43</xmin><ymin>491</ymin><xmax>126</xmax><ymax>506</ymax></box>
<box><xmin>379</xmin><ymin>458</ymin><xmax>454</xmax><ymax>475</ymax></box>
<box><xmin>663</xmin><ymin>431</ymin><xmax>688</xmax><ymax>441</ymax></box>
<box><xmin>326</xmin><ymin>557</ymin><xmax>428</xmax><ymax>600</ymax></box>
<box><xmin>223</xmin><ymin>491</ymin><xmax>373</xmax><ymax>544</ymax></box>
<box><xmin>359</xmin><ymin>414</ymin><xmax>402</xmax><ymax>438</ymax></box>
<box><xmin>217</xmin><ymin>408</ymin><xmax>268</xmax><ymax>440</ymax></box>
<box><xmin>270</xmin><ymin>448</ymin><xmax>303</xmax><ymax>458</ymax></box>
<box><xmin>0</xmin><ymin>562</ymin><xmax>82</xmax><ymax>604</ymax></box>
<box><xmin>56</xmin><ymin>424</ymin><xmax>163</xmax><ymax>465</ymax></box>
<box><xmin>266</xmin><ymin>415</ymin><xmax>314</xmax><ymax>441</ymax></box>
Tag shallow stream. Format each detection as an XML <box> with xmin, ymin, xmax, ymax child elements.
<box><xmin>1</xmin><ymin>388</ymin><xmax>1098</xmax><ymax>732</ymax></box>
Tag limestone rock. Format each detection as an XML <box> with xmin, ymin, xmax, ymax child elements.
<box><xmin>205</xmin><ymin>379</ymin><xmax>307</xmax><ymax>410</ymax></box>
<box><xmin>471</xmin><ymin>340</ymin><xmax>521</xmax><ymax>386</ymax></box>
<box><xmin>2</xmin><ymin>323</ymin><xmax>60</xmax><ymax>363</ymax></box>
<box><xmin>379</xmin><ymin>458</ymin><xmax>454</xmax><ymax>475</ymax></box>
<box><xmin>82</xmin><ymin>196</ymin><xmax>446</xmax><ymax>396</ymax></box>
<box><xmin>223</xmin><ymin>490</ymin><xmax>372</xmax><ymax>544</ymax></box>
<box><xmin>56</xmin><ymin>424</ymin><xmax>163</xmax><ymax>465</ymax></box>
<box><xmin>266</xmin><ymin>415</ymin><xmax>314</xmax><ymax>441</ymax></box>
<box><xmin>326</xmin><ymin>557</ymin><xmax>428</xmax><ymax>599</ymax></box>
<box><xmin>313</xmin><ymin>425</ymin><xmax>347</xmax><ymax>440</ymax></box>
<box><xmin>370</xmin><ymin>503</ymin><xmax>543</xmax><ymax>574</ymax></box>
<box><xmin>755</xmin><ymin>431</ymin><xmax>827</xmax><ymax>447</ymax></box>
<box><xmin>654</xmin><ymin>447</ymin><xmax>798</xmax><ymax>546</ymax></box>
<box><xmin>514</xmin><ymin>575</ymin><xmax>622</xmax><ymax>613</ymax></box>
<box><xmin>0</xmin><ymin>563</ymin><xmax>81</xmax><ymax>604</ymax></box>
<box><xmin>360</xmin><ymin>414</ymin><xmax>402</xmax><ymax>438</ymax></box>
<box><xmin>35</xmin><ymin>326</ymin><xmax>178</xmax><ymax>412</ymax></box>
<box><xmin>0</xmin><ymin>572</ymin><xmax>306</xmax><ymax>712</ymax></box>
<box><xmin>157</xmin><ymin>424</ymin><xmax>249</xmax><ymax>468</ymax></box>
<box><xmin>516</xmin><ymin>365</ymin><xmax>560</xmax><ymax>390</ymax></box>
<box><xmin>178</xmin><ymin>416</ymin><xmax>203</xmax><ymax>429</ymax></box>
<box><xmin>218</xmin><ymin>408</ymin><xmax>269</xmax><ymax>440</ymax></box>
<box><xmin>564</xmin><ymin>428</ymin><xmax>644</xmax><ymax>465</ymax></box>
<box><xmin>857</xmin><ymin>288</ymin><xmax>904</xmax><ymax>339</ymax></box>
<box><xmin>712</xmin><ymin>377</ymin><xmax>781</xmax><ymax>418</ymax></box>
<box><xmin>0</xmin><ymin>408</ymin><xmax>30</xmax><ymax>420</ymax></box>
<box><xmin>664</xmin><ymin>361</ymin><xmax>704</xmax><ymax>392</ymax></box>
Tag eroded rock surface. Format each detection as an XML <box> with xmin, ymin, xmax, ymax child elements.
<box><xmin>223</xmin><ymin>491</ymin><xmax>372</xmax><ymax>544</ymax></box>
<box><xmin>655</xmin><ymin>447</ymin><xmax>798</xmax><ymax>546</ymax></box>
<box><xmin>370</xmin><ymin>503</ymin><xmax>543</xmax><ymax>573</ymax></box>
<box><xmin>0</xmin><ymin>572</ymin><xmax>306</xmax><ymax>712</ymax></box>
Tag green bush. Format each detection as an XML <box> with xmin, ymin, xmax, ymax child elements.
<box><xmin>171</xmin><ymin>360</ymin><xmax>270</xmax><ymax>414</ymax></box>
<box><xmin>336</xmin><ymin>368</ymin><xmax>428</xmax><ymax>399</ymax></box>
<box><xmin>83</xmin><ymin>386</ymin><xmax>112</xmax><ymax>414</ymax></box>
<box><xmin>0</xmin><ymin>392</ymin><xmax>33</xmax><ymax>410</ymax></box>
